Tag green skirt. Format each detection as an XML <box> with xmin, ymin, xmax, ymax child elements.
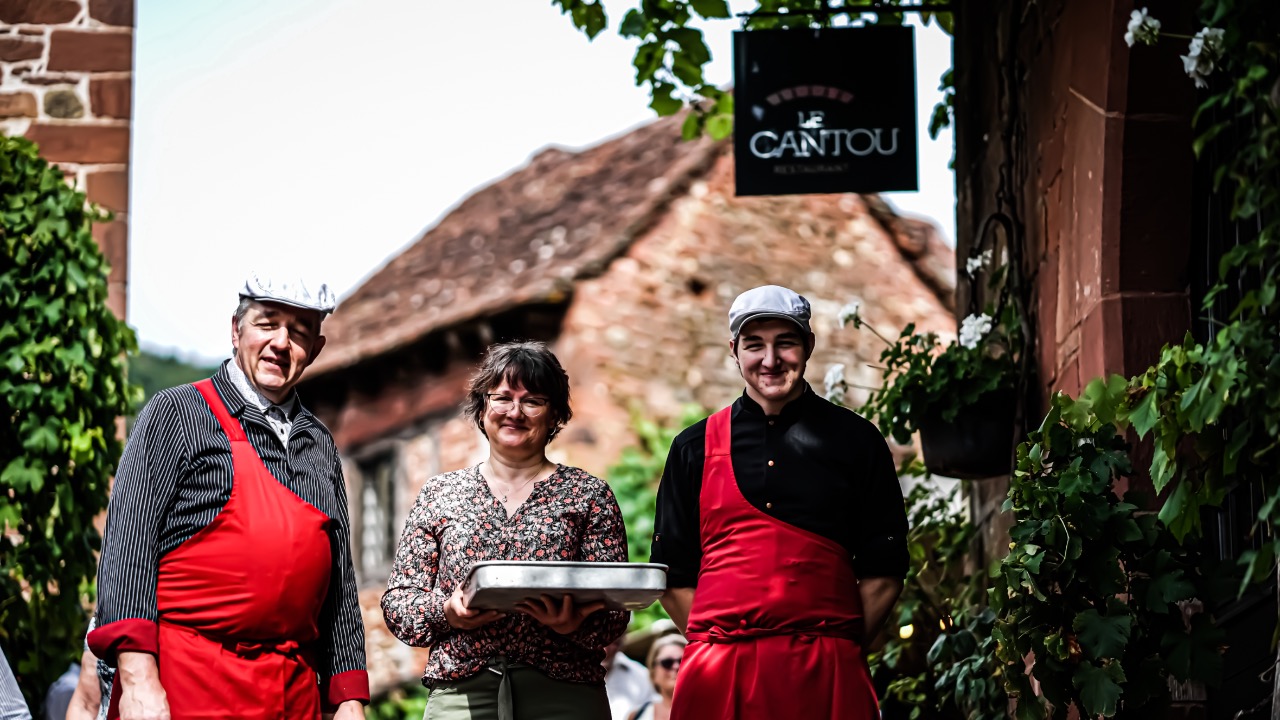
<box><xmin>426</xmin><ymin>657</ymin><xmax>610</xmax><ymax>720</ymax></box>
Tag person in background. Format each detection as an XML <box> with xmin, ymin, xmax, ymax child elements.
<box><xmin>89</xmin><ymin>274</ymin><xmax>368</xmax><ymax>719</ymax></box>
<box><xmin>382</xmin><ymin>341</ymin><xmax>629</xmax><ymax>720</ymax></box>
<box><xmin>42</xmin><ymin>662</ymin><xmax>79</xmax><ymax>720</ymax></box>
<box><xmin>652</xmin><ymin>285</ymin><xmax>908</xmax><ymax>720</ymax></box>
<box><xmin>603</xmin><ymin>637</ymin><xmax>656</xmax><ymax>720</ymax></box>
<box><xmin>0</xmin><ymin>645</ymin><xmax>31</xmax><ymax>720</ymax></box>
<box><xmin>627</xmin><ymin>635</ymin><xmax>686</xmax><ymax>720</ymax></box>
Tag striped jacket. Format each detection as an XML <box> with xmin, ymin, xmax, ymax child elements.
<box><xmin>89</xmin><ymin>362</ymin><xmax>368</xmax><ymax>706</ymax></box>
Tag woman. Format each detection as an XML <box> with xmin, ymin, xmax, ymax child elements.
<box><xmin>628</xmin><ymin>635</ymin><xmax>686</xmax><ymax>720</ymax></box>
<box><xmin>382</xmin><ymin>341</ymin><xmax>629</xmax><ymax>720</ymax></box>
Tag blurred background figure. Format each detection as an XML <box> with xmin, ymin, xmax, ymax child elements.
<box><xmin>629</xmin><ymin>635</ymin><xmax>687</xmax><ymax>720</ymax></box>
<box><xmin>603</xmin><ymin>637</ymin><xmax>656</xmax><ymax>720</ymax></box>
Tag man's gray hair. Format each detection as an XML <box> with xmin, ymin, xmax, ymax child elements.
<box><xmin>234</xmin><ymin>297</ymin><xmax>254</xmax><ymax>332</ymax></box>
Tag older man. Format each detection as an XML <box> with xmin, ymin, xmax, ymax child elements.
<box><xmin>652</xmin><ymin>285</ymin><xmax>908</xmax><ymax>720</ymax></box>
<box><xmin>89</xmin><ymin>275</ymin><xmax>367</xmax><ymax>720</ymax></box>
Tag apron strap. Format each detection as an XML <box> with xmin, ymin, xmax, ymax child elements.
<box><xmin>193</xmin><ymin>378</ymin><xmax>247</xmax><ymax>442</ymax></box>
<box><xmin>485</xmin><ymin>656</ymin><xmax>532</xmax><ymax>720</ymax></box>
<box><xmin>705</xmin><ymin>406</ymin><xmax>732</xmax><ymax>457</ymax></box>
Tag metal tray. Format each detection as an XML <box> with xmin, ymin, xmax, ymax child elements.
<box><xmin>461</xmin><ymin>561</ymin><xmax>668</xmax><ymax>612</ymax></box>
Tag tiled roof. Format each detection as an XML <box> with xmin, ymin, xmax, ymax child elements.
<box><xmin>308</xmin><ymin>115</ymin><xmax>721</xmax><ymax>377</ymax></box>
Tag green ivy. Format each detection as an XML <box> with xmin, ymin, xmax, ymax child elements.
<box><xmin>0</xmin><ymin>136</ymin><xmax>140</xmax><ymax>707</ymax></box>
<box><xmin>869</xmin><ymin>476</ymin><xmax>1005</xmax><ymax>720</ymax></box>
<box><xmin>991</xmin><ymin>378</ymin><xmax>1222</xmax><ymax>719</ymax></box>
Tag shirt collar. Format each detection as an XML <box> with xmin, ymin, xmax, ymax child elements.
<box><xmin>225</xmin><ymin>358</ymin><xmax>298</xmax><ymax>419</ymax></box>
<box><xmin>736</xmin><ymin>382</ymin><xmax>816</xmax><ymax>419</ymax></box>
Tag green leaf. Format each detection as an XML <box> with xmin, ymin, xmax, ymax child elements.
<box><xmin>649</xmin><ymin>83</ymin><xmax>683</xmax><ymax>116</ymax></box>
<box><xmin>705</xmin><ymin>112</ymin><xmax>733</xmax><ymax>140</ymax></box>
<box><xmin>1073</xmin><ymin>660</ymin><xmax>1126</xmax><ymax>718</ymax></box>
<box><xmin>690</xmin><ymin>0</ymin><xmax>730</xmax><ymax>19</ymax></box>
<box><xmin>1073</xmin><ymin>608</ymin><xmax>1132</xmax><ymax>660</ymax></box>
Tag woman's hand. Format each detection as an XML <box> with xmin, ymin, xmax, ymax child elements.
<box><xmin>444</xmin><ymin>587</ymin><xmax>506</xmax><ymax>630</ymax></box>
<box><xmin>515</xmin><ymin>594</ymin><xmax>606</xmax><ymax>635</ymax></box>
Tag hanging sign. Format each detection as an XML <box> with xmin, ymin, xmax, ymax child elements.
<box><xmin>733</xmin><ymin>25</ymin><xmax>919</xmax><ymax>196</ymax></box>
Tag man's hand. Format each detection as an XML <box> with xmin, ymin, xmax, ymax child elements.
<box><xmin>659</xmin><ymin>588</ymin><xmax>695</xmax><ymax>635</ymax></box>
<box><xmin>322</xmin><ymin>700</ymin><xmax>366</xmax><ymax>720</ymax></box>
<box><xmin>444</xmin><ymin>587</ymin><xmax>506</xmax><ymax>630</ymax></box>
<box><xmin>117</xmin><ymin>651</ymin><xmax>170</xmax><ymax>720</ymax></box>
<box><xmin>65</xmin><ymin>649</ymin><xmax>103</xmax><ymax>720</ymax></box>
<box><xmin>514</xmin><ymin>594</ymin><xmax>605</xmax><ymax>635</ymax></box>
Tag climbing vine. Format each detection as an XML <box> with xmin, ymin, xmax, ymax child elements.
<box><xmin>0</xmin><ymin>136</ymin><xmax>140</xmax><ymax>707</ymax></box>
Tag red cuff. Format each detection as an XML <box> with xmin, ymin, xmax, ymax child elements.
<box><xmin>87</xmin><ymin>618</ymin><xmax>159</xmax><ymax>666</ymax></box>
<box><xmin>322</xmin><ymin>670</ymin><xmax>370</xmax><ymax>709</ymax></box>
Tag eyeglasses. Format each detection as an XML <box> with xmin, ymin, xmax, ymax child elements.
<box><xmin>486</xmin><ymin>394</ymin><xmax>550</xmax><ymax>417</ymax></box>
<box><xmin>657</xmin><ymin>657</ymin><xmax>681</xmax><ymax>671</ymax></box>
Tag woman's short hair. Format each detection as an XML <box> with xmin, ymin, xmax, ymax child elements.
<box><xmin>462</xmin><ymin>341</ymin><xmax>573</xmax><ymax>443</ymax></box>
<box><xmin>645</xmin><ymin>633</ymin><xmax>688</xmax><ymax>684</ymax></box>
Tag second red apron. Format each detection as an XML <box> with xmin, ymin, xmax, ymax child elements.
<box><xmin>109</xmin><ymin>379</ymin><xmax>335</xmax><ymax>720</ymax></box>
<box><xmin>670</xmin><ymin>406</ymin><xmax>880</xmax><ymax>720</ymax></box>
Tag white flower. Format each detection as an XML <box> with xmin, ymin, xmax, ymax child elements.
<box><xmin>958</xmin><ymin>313</ymin><xmax>993</xmax><ymax>350</ymax></box>
<box><xmin>965</xmin><ymin>249</ymin><xmax>993</xmax><ymax>276</ymax></box>
<box><xmin>1182</xmin><ymin>27</ymin><xmax>1225</xmax><ymax>89</ymax></box>
<box><xmin>837</xmin><ymin>300</ymin><xmax>863</xmax><ymax>328</ymax></box>
<box><xmin>1125</xmin><ymin>7</ymin><xmax>1161</xmax><ymax>47</ymax></box>
<box><xmin>823</xmin><ymin>363</ymin><xmax>847</xmax><ymax>403</ymax></box>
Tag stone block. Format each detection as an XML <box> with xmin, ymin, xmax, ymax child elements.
<box><xmin>25</xmin><ymin>124</ymin><xmax>130</xmax><ymax>164</ymax></box>
<box><xmin>92</xmin><ymin>219</ymin><xmax>128</xmax><ymax>284</ymax></box>
<box><xmin>0</xmin><ymin>92</ymin><xmax>37</xmax><ymax>118</ymax></box>
<box><xmin>0</xmin><ymin>36</ymin><xmax>43</xmax><ymax>61</ymax></box>
<box><xmin>44</xmin><ymin>88</ymin><xmax>84</xmax><ymax>119</ymax></box>
<box><xmin>0</xmin><ymin>0</ymin><xmax>80</xmax><ymax>24</ymax></box>
<box><xmin>90</xmin><ymin>77</ymin><xmax>130</xmax><ymax>118</ymax></box>
<box><xmin>86</xmin><ymin>169</ymin><xmax>128</xmax><ymax>213</ymax></box>
<box><xmin>89</xmin><ymin>0</ymin><xmax>133</xmax><ymax>26</ymax></box>
<box><xmin>48</xmin><ymin>30</ymin><xmax>132</xmax><ymax>73</ymax></box>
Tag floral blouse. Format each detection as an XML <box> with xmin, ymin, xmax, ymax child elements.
<box><xmin>381</xmin><ymin>464</ymin><xmax>630</xmax><ymax>685</ymax></box>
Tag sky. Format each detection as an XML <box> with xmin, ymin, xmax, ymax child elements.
<box><xmin>130</xmin><ymin>0</ymin><xmax>955</xmax><ymax>362</ymax></box>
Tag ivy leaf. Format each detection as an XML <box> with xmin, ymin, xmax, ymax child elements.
<box><xmin>2</xmin><ymin>457</ymin><xmax>45</xmax><ymax>493</ymax></box>
<box><xmin>649</xmin><ymin>83</ymin><xmax>683</xmax><ymax>116</ymax></box>
<box><xmin>1161</xmin><ymin>613</ymin><xmax>1224</xmax><ymax>684</ymax></box>
<box><xmin>690</xmin><ymin>0</ymin><xmax>730</xmax><ymax>19</ymax></box>
<box><xmin>619</xmin><ymin>9</ymin><xmax>647</xmax><ymax>38</ymax></box>
<box><xmin>1144</xmin><ymin>565</ymin><xmax>1195</xmax><ymax>612</ymax></box>
<box><xmin>1073</xmin><ymin>660</ymin><xmax>1126</xmax><ymax>718</ymax></box>
<box><xmin>1126</xmin><ymin>389</ymin><xmax>1158</xmax><ymax>437</ymax></box>
<box><xmin>705</xmin><ymin>112</ymin><xmax>733</xmax><ymax>140</ymax></box>
<box><xmin>1073</xmin><ymin>609</ymin><xmax>1132</xmax><ymax>660</ymax></box>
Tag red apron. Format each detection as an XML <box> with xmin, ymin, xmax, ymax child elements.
<box><xmin>108</xmin><ymin>379</ymin><xmax>334</xmax><ymax>720</ymax></box>
<box><xmin>670</xmin><ymin>407</ymin><xmax>880</xmax><ymax>720</ymax></box>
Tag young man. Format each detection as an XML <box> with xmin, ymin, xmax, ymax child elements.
<box><xmin>652</xmin><ymin>285</ymin><xmax>908</xmax><ymax>720</ymax></box>
<box><xmin>89</xmin><ymin>275</ymin><xmax>368</xmax><ymax>720</ymax></box>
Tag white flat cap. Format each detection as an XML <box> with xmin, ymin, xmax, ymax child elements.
<box><xmin>239</xmin><ymin>272</ymin><xmax>337</xmax><ymax>314</ymax></box>
<box><xmin>729</xmin><ymin>285</ymin><xmax>812</xmax><ymax>339</ymax></box>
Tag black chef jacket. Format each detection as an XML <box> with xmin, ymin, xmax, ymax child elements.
<box><xmin>651</xmin><ymin>384</ymin><xmax>909</xmax><ymax>588</ymax></box>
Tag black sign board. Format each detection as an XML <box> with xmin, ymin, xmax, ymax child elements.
<box><xmin>733</xmin><ymin>26</ymin><xmax>918</xmax><ymax>196</ymax></box>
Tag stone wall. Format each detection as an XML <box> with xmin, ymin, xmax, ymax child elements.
<box><xmin>1</xmin><ymin>0</ymin><xmax>133</xmax><ymax>317</ymax></box>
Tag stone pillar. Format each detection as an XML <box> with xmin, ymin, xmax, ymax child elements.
<box><xmin>1</xmin><ymin>0</ymin><xmax>134</xmax><ymax>319</ymax></box>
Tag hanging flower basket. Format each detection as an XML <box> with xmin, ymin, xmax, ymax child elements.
<box><xmin>918</xmin><ymin>388</ymin><xmax>1017</xmax><ymax>479</ymax></box>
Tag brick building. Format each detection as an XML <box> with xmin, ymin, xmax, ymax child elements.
<box><xmin>0</xmin><ymin>0</ymin><xmax>132</xmax><ymax>318</ymax></box>
<box><xmin>298</xmin><ymin>113</ymin><xmax>957</xmax><ymax>693</ymax></box>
